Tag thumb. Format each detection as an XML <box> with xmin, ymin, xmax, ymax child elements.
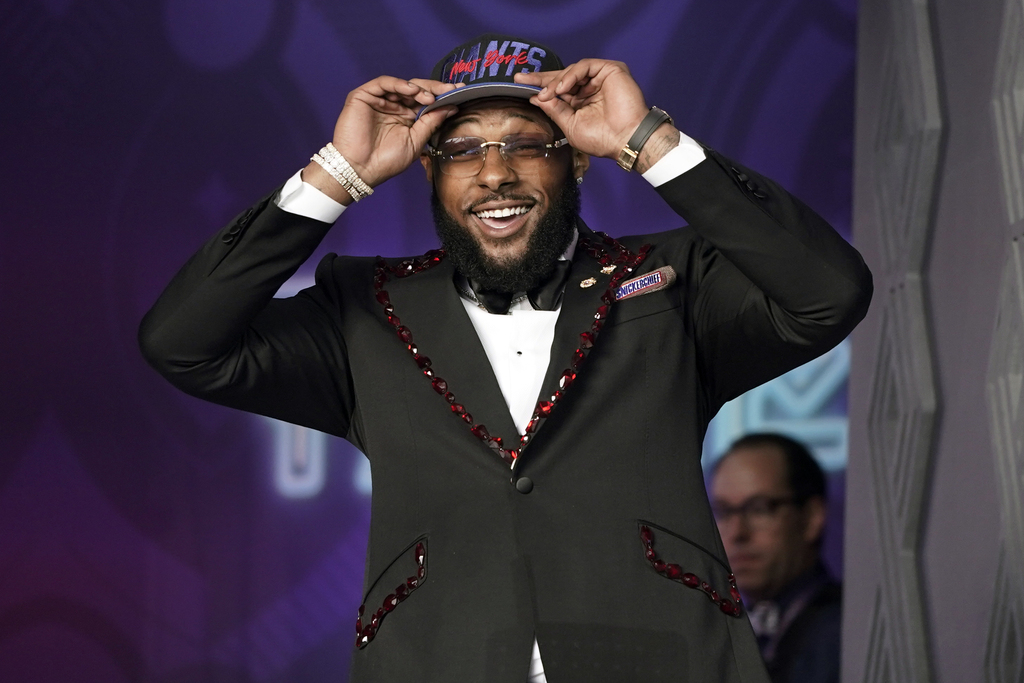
<box><xmin>529</xmin><ymin>95</ymin><xmax>576</xmax><ymax>134</ymax></box>
<box><xmin>409</xmin><ymin>106</ymin><xmax>458</xmax><ymax>150</ymax></box>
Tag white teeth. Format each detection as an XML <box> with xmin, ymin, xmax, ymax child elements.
<box><xmin>474</xmin><ymin>205</ymin><xmax>530</xmax><ymax>219</ymax></box>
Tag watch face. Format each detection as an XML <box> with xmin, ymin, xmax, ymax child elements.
<box><xmin>617</xmin><ymin>146</ymin><xmax>639</xmax><ymax>171</ymax></box>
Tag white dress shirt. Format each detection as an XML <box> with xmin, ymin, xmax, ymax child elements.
<box><xmin>275</xmin><ymin>131</ymin><xmax>706</xmax><ymax>681</ymax></box>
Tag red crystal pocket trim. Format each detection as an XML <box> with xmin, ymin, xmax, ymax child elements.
<box><xmin>372</xmin><ymin>233</ymin><xmax>652</xmax><ymax>467</ymax></box>
<box><xmin>638</xmin><ymin>524</ymin><xmax>743</xmax><ymax>617</ymax></box>
<box><xmin>355</xmin><ymin>540</ymin><xmax>427</xmax><ymax>649</ymax></box>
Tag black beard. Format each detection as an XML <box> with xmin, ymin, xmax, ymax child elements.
<box><xmin>431</xmin><ymin>175</ymin><xmax>580</xmax><ymax>293</ymax></box>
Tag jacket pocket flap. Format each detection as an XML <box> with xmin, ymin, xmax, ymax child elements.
<box><xmin>636</xmin><ymin>521</ymin><xmax>743</xmax><ymax>618</ymax></box>
<box><xmin>356</xmin><ymin>535</ymin><xmax>428</xmax><ymax>648</ymax></box>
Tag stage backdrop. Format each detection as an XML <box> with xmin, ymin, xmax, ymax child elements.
<box><xmin>0</xmin><ymin>1</ymin><xmax>856</xmax><ymax>680</ymax></box>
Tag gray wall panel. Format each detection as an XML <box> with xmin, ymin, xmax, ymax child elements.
<box><xmin>849</xmin><ymin>0</ymin><xmax>1010</xmax><ymax>681</ymax></box>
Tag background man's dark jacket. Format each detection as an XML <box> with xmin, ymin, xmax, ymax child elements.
<box><xmin>139</xmin><ymin>150</ymin><xmax>872</xmax><ymax>682</ymax></box>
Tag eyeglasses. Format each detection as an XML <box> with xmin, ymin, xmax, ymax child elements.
<box><xmin>711</xmin><ymin>496</ymin><xmax>797</xmax><ymax>529</ymax></box>
<box><xmin>425</xmin><ymin>134</ymin><xmax>569</xmax><ymax>178</ymax></box>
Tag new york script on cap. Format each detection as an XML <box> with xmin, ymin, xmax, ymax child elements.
<box><xmin>440</xmin><ymin>39</ymin><xmax>551</xmax><ymax>84</ymax></box>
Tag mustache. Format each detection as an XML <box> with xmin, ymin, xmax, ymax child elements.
<box><xmin>467</xmin><ymin>193</ymin><xmax>537</xmax><ymax>212</ymax></box>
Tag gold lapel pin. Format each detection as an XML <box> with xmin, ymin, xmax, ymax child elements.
<box><xmin>580</xmin><ymin>277</ymin><xmax>597</xmax><ymax>288</ymax></box>
<box><xmin>601</xmin><ymin>266</ymin><xmax>616</xmax><ymax>275</ymax></box>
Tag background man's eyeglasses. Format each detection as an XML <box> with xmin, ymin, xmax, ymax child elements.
<box><xmin>711</xmin><ymin>496</ymin><xmax>798</xmax><ymax>528</ymax></box>
<box><xmin>426</xmin><ymin>134</ymin><xmax>569</xmax><ymax>178</ymax></box>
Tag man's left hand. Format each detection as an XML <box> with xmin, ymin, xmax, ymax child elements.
<box><xmin>514</xmin><ymin>59</ymin><xmax>677</xmax><ymax>170</ymax></box>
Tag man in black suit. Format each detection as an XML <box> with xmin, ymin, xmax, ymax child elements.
<box><xmin>140</xmin><ymin>33</ymin><xmax>871</xmax><ymax>683</ymax></box>
<box><xmin>711</xmin><ymin>433</ymin><xmax>842</xmax><ymax>683</ymax></box>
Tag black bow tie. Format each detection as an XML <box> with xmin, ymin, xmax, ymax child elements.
<box><xmin>470</xmin><ymin>260</ymin><xmax>572</xmax><ymax>315</ymax></box>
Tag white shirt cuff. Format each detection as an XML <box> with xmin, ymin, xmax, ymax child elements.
<box><xmin>641</xmin><ymin>131</ymin><xmax>707</xmax><ymax>188</ymax></box>
<box><xmin>274</xmin><ymin>169</ymin><xmax>347</xmax><ymax>223</ymax></box>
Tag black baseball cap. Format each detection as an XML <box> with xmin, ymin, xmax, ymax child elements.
<box><xmin>418</xmin><ymin>33</ymin><xmax>563</xmax><ymax>116</ymax></box>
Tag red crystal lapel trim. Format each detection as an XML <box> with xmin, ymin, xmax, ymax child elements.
<box><xmin>372</xmin><ymin>233</ymin><xmax>651</xmax><ymax>467</ymax></box>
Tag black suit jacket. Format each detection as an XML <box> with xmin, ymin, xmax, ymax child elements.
<box><xmin>139</xmin><ymin>150</ymin><xmax>871</xmax><ymax>682</ymax></box>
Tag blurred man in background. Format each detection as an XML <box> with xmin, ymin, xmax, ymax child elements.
<box><xmin>710</xmin><ymin>433</ymin><xmax>841</xmax><ymax>683</ymax></box>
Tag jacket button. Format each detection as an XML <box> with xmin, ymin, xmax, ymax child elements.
<box><xmin>514</xmin><ymin>477</ymin><xmax>534</xmax><ymax>494</ymax></box>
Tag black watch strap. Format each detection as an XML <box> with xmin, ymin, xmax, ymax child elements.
<box><xmin>617</xmin><ymin>106</ymin><xmax>673</xmax><ymax>172</ymax></box>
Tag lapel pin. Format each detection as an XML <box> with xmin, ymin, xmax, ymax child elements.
<box><xmin>580</xmin><ymin>277</ymin><xmax>597</xmax><ymax>288</ymax></box>
<box><xmin>601</xmin><ymin>266</ymin><xmax>616</xmax><ymax>274</ymax></box>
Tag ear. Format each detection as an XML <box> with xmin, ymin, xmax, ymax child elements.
<box><xmin>572</xmin><ymin>150</ymin><xmax>590</xmax><ymax>182</ymax></box>
<box><xmin>420</xmin><ymin>154</ymin><xmax>434</xmax><ymax>184</ymax></box>
<box><xmin>802</xmin><ymin>496</ymin><xmax>827</xmax><ymax>546</ymax></box>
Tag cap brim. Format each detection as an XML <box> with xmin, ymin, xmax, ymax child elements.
<box><xmin>417</xmin><ymin>83</ymin><xmax>542</xmax><ymax>118</ymax></box>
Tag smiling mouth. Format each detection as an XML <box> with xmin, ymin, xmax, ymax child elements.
<box><xmin>472</xmin><ymin>204</ymin><xmax>534</xmax><ymax>230</ymax></box>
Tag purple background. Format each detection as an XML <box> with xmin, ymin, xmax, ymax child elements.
<box><xmin>0</xmin><ymin>0</ymin><xmax>855</xmax><ymax>680</ymax></box>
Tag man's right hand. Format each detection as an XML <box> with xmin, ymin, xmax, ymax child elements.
<box><xmin>303</xmin><ymin>76</ymin><xmax>459</xmax><ymax>206</ymax></box>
